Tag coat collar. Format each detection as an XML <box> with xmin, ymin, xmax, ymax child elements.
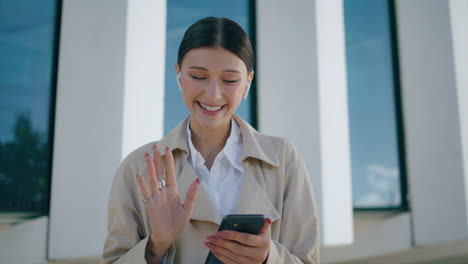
<box><xmin>186</xmin><ymin>117</ymin><xmax>244</xmax><ymax>172</ymax></box>
<box><xmin>156</xmin><ymin>115</ymin><xmax>281</xmax><ymax>225</ymax></box>
<box><xmin>158</xmin><ymin>114</ymin><xmax>280</xmax><ymax>167</ymax></box>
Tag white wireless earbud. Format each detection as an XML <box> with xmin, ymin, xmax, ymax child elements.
<box><xmin>244</xmin><ymin>71</ymin><xmax>254</xmax><ymax>99</ymax></box>
<box><xmin>243</xmin><ymin>82</ymin><xmax>251</xmax><ymax>99</ymax></box>
<box><xmin>176</xmin><ymin>73</ymin><xmax>182</xmax><ymax>91</ymax></box>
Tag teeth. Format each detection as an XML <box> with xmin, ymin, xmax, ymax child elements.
<box><xmin>199</xmin><ymin>102</ymin><xmax>222</xmax><ymax>111</ymax></box>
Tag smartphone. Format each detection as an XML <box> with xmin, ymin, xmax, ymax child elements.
<box><xmin>205</xmin><ymin>214</ymin><xmax>265</xmax><ymax>264</ymax></box>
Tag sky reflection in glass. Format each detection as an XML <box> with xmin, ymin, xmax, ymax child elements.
<box><xmin>344</xmin><ymin>0</ymin><xmax>403</xmax><ymax>208</ymax></box>
<box><xmin>0</xmin><ymin>0</ymin><xmax>58</xmax><ymax>212</ymax></box>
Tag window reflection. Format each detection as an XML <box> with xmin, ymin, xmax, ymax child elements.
<box><xmin>0</xmin><ymin>0</ymin><xmax>59</xmax><ymax>213</ymax></box>
<box><xmin>344</xmin><ymin>0</ymin><xmax>404</xmax><ymax>209</ymax></box>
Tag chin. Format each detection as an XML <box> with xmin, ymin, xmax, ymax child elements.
<box><xmin>191</xmin><ymin>112</ymin><xmax>231</xmax><ymax>130</ymax></box>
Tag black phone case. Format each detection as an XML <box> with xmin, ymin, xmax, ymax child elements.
<box><xmin>204</xmin><ymin>214</ymin><xmax>265</xmax><ymax>264</ymax></box>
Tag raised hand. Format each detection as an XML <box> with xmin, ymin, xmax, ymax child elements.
<box><xmin>136</xmin><ymin>144</ymin><xmax>200</xmax><ymax>259</ymax></box>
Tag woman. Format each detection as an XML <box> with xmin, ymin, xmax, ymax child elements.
<box><xmin>102</xmin><ymin>17</ymin><xmax>319</xmax><ymax>264</ymax></box>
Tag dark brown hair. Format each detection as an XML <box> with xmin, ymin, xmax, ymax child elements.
<box><xmin>177</xmin><ymin>17</ymin><xmax>254</xmax><ymax>72</ymax></box>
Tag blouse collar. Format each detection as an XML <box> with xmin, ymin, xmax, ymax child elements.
<box><xmin>186</xmin><ymin>118</ymin><xmax>244</xmax><ymax>172</ymax></box>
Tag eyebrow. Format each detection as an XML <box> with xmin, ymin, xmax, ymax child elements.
<box><xmin>188</xmin><ymin>66</ymin><xmax>241</xmax><ymax>73</ymax></box>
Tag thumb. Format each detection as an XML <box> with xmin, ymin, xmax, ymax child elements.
<box><xmin>183</xmin><ymin>178</ymin><xmax>200</xmax><ymax>214</ymax></box>
<box><xmin>259</xmin><ymin>218</ymin><xmax>272</xmax><ymax>234</ymax></box>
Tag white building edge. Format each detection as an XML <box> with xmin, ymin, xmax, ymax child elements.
<box><xmin>1</xmin><ymin>0</ymin><xmax>467</xmax><ymax>263</ymax></box>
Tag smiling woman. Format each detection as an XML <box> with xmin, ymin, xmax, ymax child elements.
<box><xmin>102</xmin><ymin>17</ymin><xmax>320</xmax><ymax>264</ymax></box>
<box><xmin>177</xmin><ymin>47</ymin><xmax>252</xmax><ymax>115</ymax></box>
<box><xmin>176</xmin><ymin>46</ymin><xmax>253</xmax><ymax>158</ymax></box>
<box><xmin>164</xmin><ymin>1</ymin><xmax>254</xmax><ymax>134</ymax></box>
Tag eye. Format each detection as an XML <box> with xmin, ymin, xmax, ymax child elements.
<box><xmin>190</xmin><ymin>75</ymin><xmax>206</xmax><ymax>80</ymax></box>
<box><xmin>223</xmin><ymin>80</ymin><xmax>239</xmax><ymax>83</ymax></box>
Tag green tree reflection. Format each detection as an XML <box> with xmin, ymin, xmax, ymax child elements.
<box><xmin>0</xmin><ymin>113</ymin><xmax>50</xmax><ymax>213</ymax></box>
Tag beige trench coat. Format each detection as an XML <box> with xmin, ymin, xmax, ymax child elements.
<box><xmin>101</xmin><ymin>115</ymin><xmax>320</xmax><ymax>263</ymax></box>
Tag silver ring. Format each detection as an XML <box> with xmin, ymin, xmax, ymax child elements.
<box><xmin>141</xmin><ymin>196</ymin><xmax>153</xmax><ymax>203</ymax></box>
<box><xmin>158</xmin><ymin>179</ymin><xmax>166</xmax><ymax>189</ymax></box>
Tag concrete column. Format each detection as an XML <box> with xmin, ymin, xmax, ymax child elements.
<box><xmin>449</xmin><ymin>0</ymin><xmax>468</xmax><ymax>232</ymax></box>
<box><xmin>0</xmin><ymin>217</ymin><xmax>48</xmax><ymax>263</ymax></box>
<box><xmin>396</xmin><ymin>0</ymin><xmax>468</xmax><ymax>246</ymax></box>
<box><xmin>256</xmin><ymin>0</ymin><xmax>354</xmax><ymax>246</ymax></box>
<box><xmin>48</xmin><ymin>0</ymin><xmax>166</xmax><ymax>259</ymax></box>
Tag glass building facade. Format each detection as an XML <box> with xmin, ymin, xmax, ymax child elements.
<box><xmin>0</xmin><ymin>0</ymin><xmax>407</xmax><ymax>214</ymax></box>
<box><xmin>0</xmin><ymin>0</ymin><xmax>60</xmax><ymax>213</ymax></box>
<box><xmin>344</xmin><ymin>0</ymin><xmax>406</xmax><ymax>209</ymax></box>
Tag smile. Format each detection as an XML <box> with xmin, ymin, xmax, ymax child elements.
<box><xmin>198</xmin><ymin>101</ymin><xmax>225</xmax><ymax>112</ymax></box>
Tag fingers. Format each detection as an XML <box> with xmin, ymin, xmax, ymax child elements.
<box><xmin>207</xmin><ymin>223</ymin><xmax>271</xmax><ymax>264</ymax></box>
<box><xmin>206</xmin><ymin>235</ymin><xmax>261</xmax><ymax>261</ymax></box>
<box><xmin>216</xmin><ymin>230</ymin><xmax>264</xmax><ymax>247</ymax></box>
<box><xmin>259</xmin><ymin>218</ymin><xmax>272</xmax><ymax>234</ymax></box>
<box><xmin>216</xmin><ymin>230</ymin><xmax>267</xmax><ymax>248</ymax></box>
<box><xmin>204</xmin><ymin>242</ymin><xmax>250</xmax><ymax>264</ymax></box>
<box><xmin>152</xmin><ymin>144</ymin><xmax>163</xmax><ymax>181</ymax></box>
<box><xmin>164</xmin><ymin>147</ymin><xmax>178</xmax><ymax>189</ymax></box>
<box><xmin>136</xmin><ymin>174</ymin><xmax>151</xmax><ymax>200</ymax></box>
<box><xmin>145</xmin><ymin>152</ymin><xmax>160</xmax><ymax>196</ymax></box>
<box><xmin>183</xmin><ymin>178</ymin><xmax>200</xmax><ymax>213</ymax></box>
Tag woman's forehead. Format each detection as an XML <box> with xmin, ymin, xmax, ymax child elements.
<box><xmin>182</xmin><ymin>47</ymin><xmax>247</xmax><ymax>73</ymax></box>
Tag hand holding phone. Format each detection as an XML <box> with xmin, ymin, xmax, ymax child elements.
<box><xmin>204</xmin><ymin>214</ymin><xmax>271</xmax><ymax>264</ymax></box>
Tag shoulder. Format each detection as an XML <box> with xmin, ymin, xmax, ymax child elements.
<box><xmin>234</xmin><ymin>114</ymin><xmax>302</xmax><ymax>167</ymax></box>
<box><xmin>251</xmin><ymin>130</ymin><xmax>302</xmax><ymax>166</ymax></box>
<box><xmin>257</xmin><ymin>132</ymin><xmax>294</xmax><ymax>153</ymax></box>
<box><xmin>253</xmin><ymin>131</ymin><xmax>309</xmax><ymax>181</ymax></box>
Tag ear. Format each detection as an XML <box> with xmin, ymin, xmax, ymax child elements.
<box><xmin>248</xmin><ymin>70</ymin><xmax>255</xmax><ymax>84</ymax></box>
<box><xmin>243</xmin><ymin>71</ymin><xmax>255</xmax><ymax>99</ymax></box>
<box><xmin>175</xmin><ymin>62</ymin><xmax>182</xmax><ymax>91</ymax></box>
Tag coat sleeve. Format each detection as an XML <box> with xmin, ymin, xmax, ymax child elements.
<box><xmin>101</xmin><ymin>158</ymin><xmax>176</xmax><ymax>264</ymax></box>
<box><xmin>267</xmin><ymin>139</ymin><xmax>320</xmax><ymax>264</ymax></box>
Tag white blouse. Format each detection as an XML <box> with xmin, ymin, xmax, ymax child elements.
<box><xmin>161</xmin><ymin>118</ymin><xmax>244</xmax><ymax>263</ymax></box>
<box><xmin>186</xmin><ymin>118</ymin><xmax>244</xmax><ymax>218</ymax></box>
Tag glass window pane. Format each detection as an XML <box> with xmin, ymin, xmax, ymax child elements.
<box><xmin>0</xmin><ymin>0</ymin><xmax>59</xmax><ymax>213</ymax></box>
<box><xmin>344</xmin><ymin>0</ymin><xmax>404</xmax><ymax>209</ymax></box>
<box><xmin>164</xmin><ymin>0</ymin><xmax>253</xmax><ymax>134</ymax></box>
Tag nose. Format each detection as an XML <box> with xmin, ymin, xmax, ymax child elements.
<box><xmin>205</xmin><ymin>79</ymin><xmax>221</xmax><ymax>99</ymax></box>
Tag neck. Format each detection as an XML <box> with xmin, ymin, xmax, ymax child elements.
<box><xmin>190</xmin><ymin>118</ymin><xmax>232</xmax><ymax>169</ymax></box>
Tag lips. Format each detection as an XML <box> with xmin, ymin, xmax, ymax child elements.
<box><xmin>197</xmin><ymin>101</ymin><xmax>225</xmax><ymax>112</ymax></box>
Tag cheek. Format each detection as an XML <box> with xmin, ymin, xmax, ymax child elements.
<box><xmin>181</xmin><ymin>86</ymin><xmax>199</xmax><ymax>110</ymax></box>
<box><xmin>225</xmin><ymin>90</ymin><xmax>243</xmax><ymax>107</ymax></box>
<box><xmin>227</xmin><ymin>88</ymin><xmax>241</xmax><ymax>98</ymax></box>
<box><xmin>227</xmin><ymin>84</ymin><xmax>246</xmax><ymax>98</ymax></box>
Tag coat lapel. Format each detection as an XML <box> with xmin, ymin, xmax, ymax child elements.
<box><xmin>155</xmin><ymin>116</ymin><xmax>221</xmax><ymax>225</ymax></box>
<box><xmin>177</xmin><ymin>157</ymin><xmax>281</xmax><ymax>225</ymax></box>
<box><xmin>231</xmin><ymin>115</ymin><xmax>281</xmax><ymax>222</ymax></box>
<box><xmin>159</xmin><ymin>114</ymin><xmax>282</xmax><ymax>225</ymax></box>
<box><xmin>231</xmin><ymin>161</ymin><xmax>281</xmax><ymax>222</ymax></box>
<box><xmin>177</xmin><ymin>159</ymin><xmax>222</xmax><ymax>225</ymax></box>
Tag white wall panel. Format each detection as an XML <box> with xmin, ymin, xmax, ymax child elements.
<box><xmin>449</xmin><ymin>0</ymin><xmax>468</xmax><ymax>231</ymax></box>
<box><xmin>396</xmin><ymin>0</ymin><xmax>468</xmax><ymax>246</ymax></box>
<box><xmin>122</xmin><ymin>0</ymin><xmax>166</xmax><ymax>158</ymax></box>
<box><xmin>48</xmin><ymin>0</ymin><xmax>166</xmax><ymax>259</ymax></box>
<box><xmin>0</xmin><ymin>217</ymin><xmax>48</xmax><ymax>264</ymax></box>
<box><xmin>256</xmin><ymin>0</ymin><xmax>354</xmax><ymax>246</ymax></box>
<box><xmin>321</xmin><ymin>213</ymin><xmax>412</xmax><ymax>263</ymax></box>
